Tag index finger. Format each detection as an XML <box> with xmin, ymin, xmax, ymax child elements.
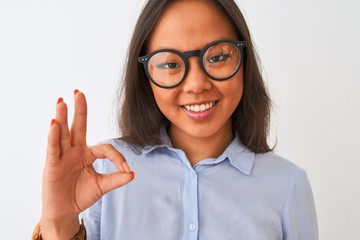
<box><xmin>88</xmin><ymin>144</ymin><xmax>132</xmax><ymax>173</ymax></box>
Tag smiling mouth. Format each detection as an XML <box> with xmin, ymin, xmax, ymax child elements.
<box><xmin>182</xmin><ymin>101</ymin><xmax>218</xmax><ymax>113</ymax></box>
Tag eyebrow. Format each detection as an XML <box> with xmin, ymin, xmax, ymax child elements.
<box><xmin>150</xmin><ymin>37</ymin><xmax>236</xmax><ymax>53</ymax></box>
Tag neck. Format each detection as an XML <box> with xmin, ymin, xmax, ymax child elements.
<box><xmin>169</xmin><ymin>121</ymin><xmax>234</xmax><ymax>167</ymax></box>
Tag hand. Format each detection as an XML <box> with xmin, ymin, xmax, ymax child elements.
<box><xmin>40</xmin><ymin>90</ymin><xmax>135</xmax><ymax>239</ymax></box>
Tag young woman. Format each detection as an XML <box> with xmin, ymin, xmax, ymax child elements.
<box><xmin>34</xmin><ymin>0</ymin><xmax>318</xmax><ymax>239</ymax></box>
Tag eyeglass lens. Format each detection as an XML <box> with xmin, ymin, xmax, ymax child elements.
<box><xmin>147</xmin><ymin>42</ymin><xmax>241</xmax><ymax>88</ymax></box>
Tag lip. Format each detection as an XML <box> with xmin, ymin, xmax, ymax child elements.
<box><xmin>181</xmin><ymin>101</ymin><xmax>218</xmax><ymax>120</ymax></box>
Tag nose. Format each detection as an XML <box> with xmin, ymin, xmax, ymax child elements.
<box><xmin>181</xmin><ymin>57</ymin><xmax>212</xmax><ymax>94</ymax></box>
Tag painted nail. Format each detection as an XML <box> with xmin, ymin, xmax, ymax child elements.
<box><xmin>122</xmin><ymin>162</ymin><xmax>131</xmax><ymax>173</ymax></box>
<box><xmin>74</xmin><ymin>89</ymin><xmax>79</xmax><ymax>95</ymax></box>
<box><xmin>131</xmin><ymin>171</ymin><xmax>136</xmax><ymax>181</ymax></box>
<box><xmin>51</xmin><ymin>119</ymin><xmax>57</xmax><ymax>126</ymax></box>
<box><xmin>57</xmin><ymin>97</ymin><xmax>63</xmax><ymax>104</ymax></box>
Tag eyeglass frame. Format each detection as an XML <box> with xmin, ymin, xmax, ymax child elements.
<box><xmin>138</xmin><ymin>39</ymin><xmax>247</xmax><ymax>89</ymax></box>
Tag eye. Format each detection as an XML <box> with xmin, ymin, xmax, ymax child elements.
<box><xmin>208</xmin><ymin>53</ymin><xmax>230</xmax><ymax>63</ymax></box>
<box><xmin>156</xmin><ymin>62</ymin><xmax>181</xmax><ymax>69</ymax></box>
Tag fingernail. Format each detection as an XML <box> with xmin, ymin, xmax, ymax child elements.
<box><xmin>51</xmin><ymin>119</ymin><xmax>57</xmax><ymax>126</ymax></box>
<box><xmin>74</xmin><ymin>89</ymin><xmax>79</xmax><ymax>96</ymax></box>
<box><xmin>131</xmin><ymin>171</ymin><xmax>136</xmax><ymax>181</ymax></box>
<box><xmin>122</xmin><ymin>162</ymin><xmax>131</xmax><ymax>173</ymax></box>
<box><xmin>57</xmin><ymin>97</ymin><xmax>63</xmax><ymax>104</ymax></box>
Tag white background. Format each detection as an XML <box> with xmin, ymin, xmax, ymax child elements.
<box><xmin>0</xmin><ymin>0</ymin><xmax>359</xmax><ymax>239</ymax></box>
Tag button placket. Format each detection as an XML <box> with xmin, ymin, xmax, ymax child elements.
<box><xmin>182</xmin><ymin>169</ymin><xmax>199</xmax><ymax>240</ymax></box>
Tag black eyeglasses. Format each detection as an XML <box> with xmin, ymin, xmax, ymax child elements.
<box><xmin>138</xmin><ymin>39</ymin><xmax>247</xmax><ymax>89</ymax></box>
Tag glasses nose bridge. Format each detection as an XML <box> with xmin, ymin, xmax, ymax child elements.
<box><xmin>182</xmin><ymin>50</ymin><xmax>201</xmax><ymax>61</ymax></box>
<box><xmin>182</xmin><ymin>50</ymin><xmax>203</xmax><ymax>75</ymax></box>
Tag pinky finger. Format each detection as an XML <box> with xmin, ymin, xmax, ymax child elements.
<box><xmin>46</xmin><ymin>119</ymin><xmax>61</xmax><ymax>166</ymax></box>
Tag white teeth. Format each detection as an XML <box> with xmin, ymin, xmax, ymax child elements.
<box><xmin>183</xmin><ymin>101</ymin><xmax>216</xmax><ymax>112</ymax></box>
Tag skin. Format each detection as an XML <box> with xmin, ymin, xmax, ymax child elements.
<box><xmin>148</xmin><ymin>0</ymin><xmax>244</xmax><ymax>166</ymax></box>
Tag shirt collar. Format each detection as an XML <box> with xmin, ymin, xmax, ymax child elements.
<box><xmin>141</xmin><ymin>126</ymin><xmax>255</xmax><ymax>176</ymax></box>
<box><xmin>222</xmin><ymin>134</ymin><xmax>255</xmax><ymax>175</ymax></box>
<box><xmin>141</xmin><ymin>126</ymin><xmax>173</xmax><ymax>154</ymax></box>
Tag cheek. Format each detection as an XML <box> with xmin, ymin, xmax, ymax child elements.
<box><xmin>151</xmin><ymin>85</ymin><xmax>179</xmax><ymax>115</ymax></box>
<box><xmin>219</xmin><ymin>73</ymin><xmax>244</xmax><ymax>103</ymax></box>
<box><xmin>232</xmin><ymin>80</ymin><xmax>244</xmax><ymax>99</ymax></box>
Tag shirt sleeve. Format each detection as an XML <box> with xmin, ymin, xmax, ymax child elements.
<box><xmin>79</xmin><ymin>158</ymin><xmax>104</xmax><ymax>240</ymax></box>
<box><xmin>282</xmin><ymin>169</ymin><xmax>318</xmax><ymax>240</ymax></box>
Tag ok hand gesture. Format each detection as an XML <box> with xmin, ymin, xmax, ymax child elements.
<box><xmin>40</xmin><ymin>90</ymin><xmax>135</xmax><ymax>239</ymax></box>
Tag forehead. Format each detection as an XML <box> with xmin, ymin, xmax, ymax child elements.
<box><xmin>147</xmin><ymin>0</ymin><xmax>238</xmax><ymax>52</ymax></box>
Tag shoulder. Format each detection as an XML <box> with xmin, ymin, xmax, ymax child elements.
<box><xmin>248</xmin><ymin>151</ymin><xmax>311</xmax><ymax>195</ymax></box>
<box><xmin>245</xmin><ymin>152</ymin><xmax>314</xmax><ymax>211</ymax></box>
<box><xmin>253</xmin><ymin>151</ymin><xmax>305</xmax><ymax>177</ymax></box>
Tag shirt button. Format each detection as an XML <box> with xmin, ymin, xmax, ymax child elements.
<box><xmin>189</xmin><ymin>223</ymin><xmax>196</xmax><ymax>231</ymax></box>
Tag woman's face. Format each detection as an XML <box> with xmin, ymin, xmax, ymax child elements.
<box><xmin>147</xmin><ymin>0</ymin><xmax>244</xmax><ymax>141</ymax></box>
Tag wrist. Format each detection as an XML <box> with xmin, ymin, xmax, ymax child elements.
<box><xmin>39</xmin><ymin>215</ymin><xmax>79</xmax><ymax>240</ymax></box>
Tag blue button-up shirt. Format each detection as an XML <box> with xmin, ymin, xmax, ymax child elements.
<box><xmin>81</xmin><ymin>128</ymin><xmax>318</xmax><ymax>240</ymax></box>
